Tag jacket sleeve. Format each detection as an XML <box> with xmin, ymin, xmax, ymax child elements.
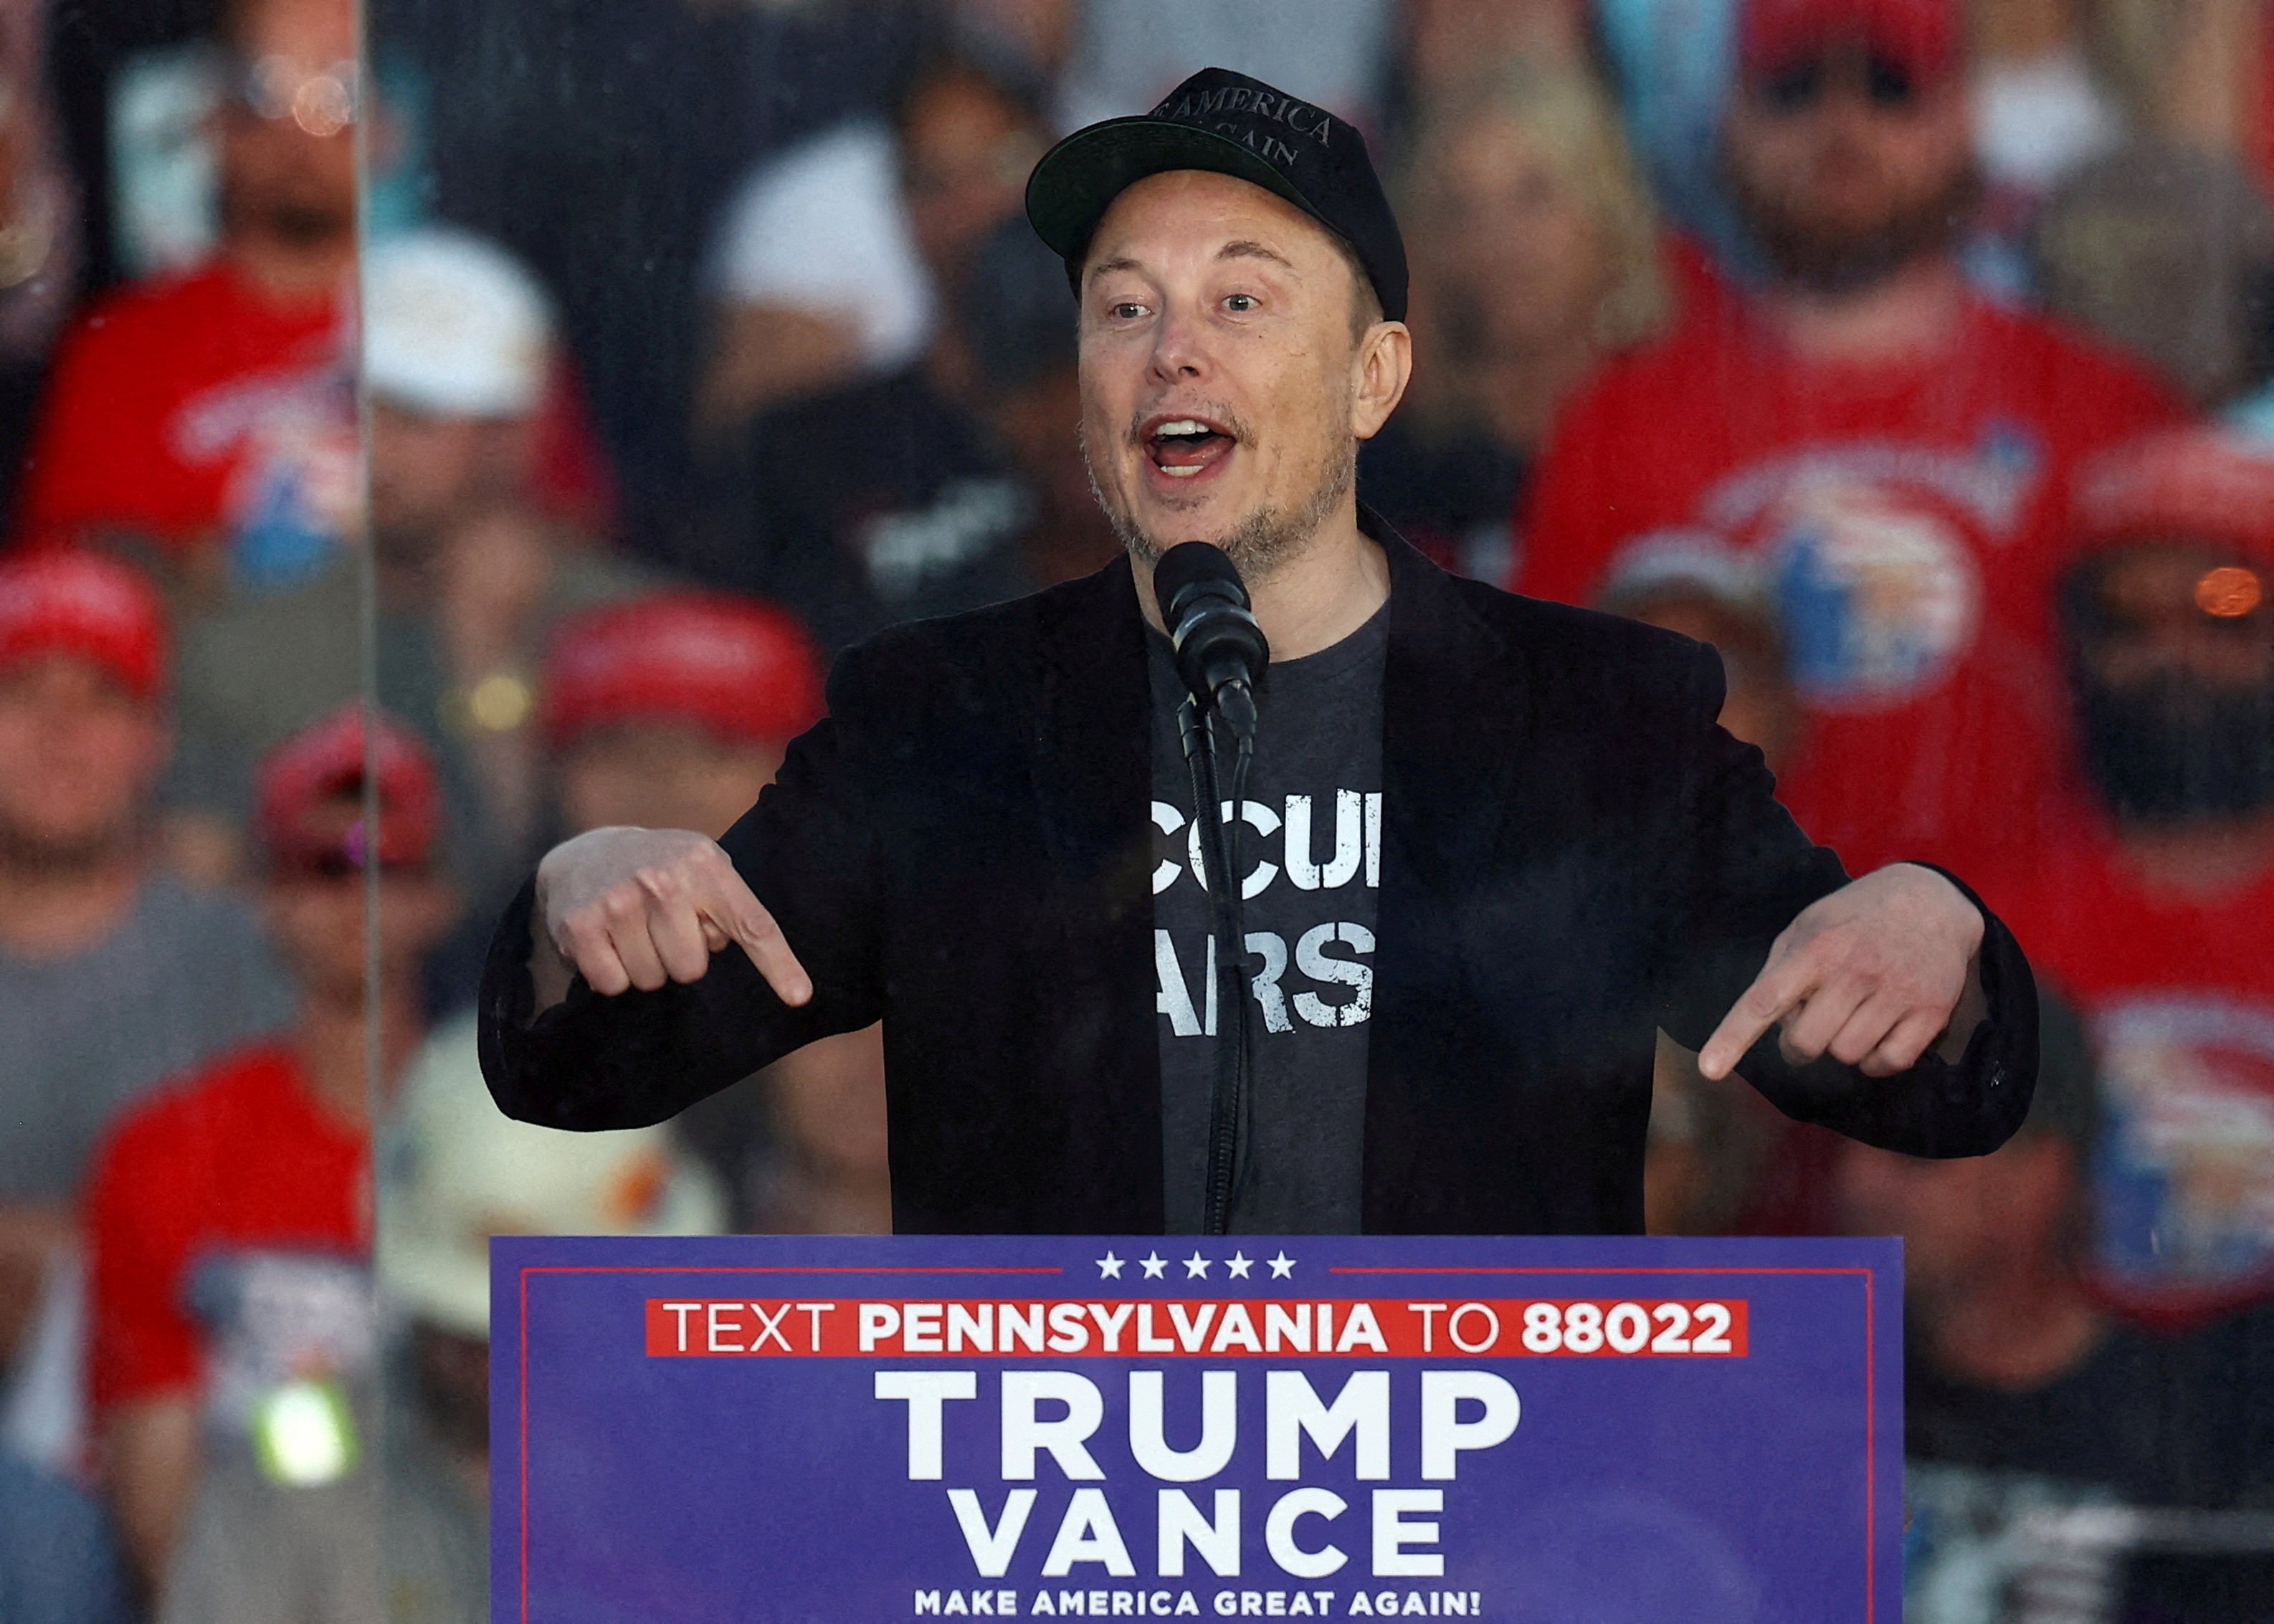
<box><xmin>477</xmin><ymin>682</ymin><xmax>886</xmax><ymax>1132</ymax></box>
<box><xmin>1655</xmin><ymin>643</ymin><xmax>2037</xmax><ymax>1157</ymax></box>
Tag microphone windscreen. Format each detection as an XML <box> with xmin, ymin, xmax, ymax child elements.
<box><xmin>1151</xmin><ymin>542</ymin><xmax>1248</xmax><ymax>624</ymax></box>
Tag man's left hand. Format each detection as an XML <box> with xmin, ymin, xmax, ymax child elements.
<box><xmin>1698</xmin><ymin>864</ymin><xmax>1985</xmax><ymax>1082</ymax></box>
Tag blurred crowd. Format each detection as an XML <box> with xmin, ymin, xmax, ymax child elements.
<box><xmin>0</xmin><ymin>0</ymin><xmax>2270</xmax><ymax>1618</ymax></box>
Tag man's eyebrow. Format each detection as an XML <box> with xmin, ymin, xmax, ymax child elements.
<box><xmin>1083</xmin><ymin>241</ymin><xmax>1297</xmax><ymax>287</ymax></box>
<box><xmin>1084</xmin><ymin>255</ymin><xmax>1143</xmax><ymax>286</ymax></box>
<box><xmin>1218</xmin><ymin>239</ymin><xmax>1296</xmax><ymax>272</ymax></box>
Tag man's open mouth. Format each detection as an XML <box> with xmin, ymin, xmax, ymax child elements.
<box><xmin>1143</xmin><ymin>415</ymin><xmax>1236</xmax><ymax>479</ymax></box>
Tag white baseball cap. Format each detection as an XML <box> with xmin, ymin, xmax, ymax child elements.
<box><xmin>361</xmin><ymin>226</ymin><xmax>555</xmax><ymax>418</ymax></box>
<box><xmin>376</xmin><ymin>1015</ymin><xmax>726</xmax><ymax>1339</ymax></box>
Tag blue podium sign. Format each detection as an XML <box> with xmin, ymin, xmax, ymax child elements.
<box><xmin>493</xmin><ymin>1235</ymin><xmax>1900</xmax><ymax>1623</ymax></box>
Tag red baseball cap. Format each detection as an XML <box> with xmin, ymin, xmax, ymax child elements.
<box><xmin>0</xmin><ymin>549</ymin><xmax>168</xmax><ymax>700</ymax></box>
<box><xmin>255</xmin><ymin>704</ymin><xmax>442</xmax><ymax>874</ymax></box>
<box><xmin>2071</xmin><ymin>428</ymin><xmax>2274</xmax><ymax>563</ymax></box>
<box><xmin>1738</xmin><ymin>0</ymin><xmax>1962</xmax><ymax>82</ymax></box>
<box><xmin>541</xmin><ymin>592</ymin><xmax>825</xmax><ymax>750</ymax></box>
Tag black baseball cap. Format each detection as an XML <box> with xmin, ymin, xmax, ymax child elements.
<box><xmin>1024</xmin><ymin>66</ymin><xmax>1409</xmax><ymax>323</ymax></box>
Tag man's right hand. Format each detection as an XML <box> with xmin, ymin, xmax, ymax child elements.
<box><xmin>534</xmin><ymin>826</ymin><xmax>814</xmax><ymax>1006</ymax></box>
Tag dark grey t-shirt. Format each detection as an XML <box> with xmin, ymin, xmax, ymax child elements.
<box><xmin>1150</xmin><ymin>603</ymin><xmax>1386</xmax><ymax>1234</ymax></box>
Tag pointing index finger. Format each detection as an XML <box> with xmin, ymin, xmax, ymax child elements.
<box><xmin>733</xmin><ymin>920</ymin><xmax>814</xmax><ymax>1008</ymax></box>
<box><xmin>1698</xmin><ymin>947</ymin><xmax>1816</xmax><ymax>1080</ymax></box>
<box><xmin>701</xmin><ymin>869</ymin><xmax>814</xmax><ymax>1008</ymax></box>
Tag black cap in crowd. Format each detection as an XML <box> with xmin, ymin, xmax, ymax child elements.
<box><xmin>1024</xmin><ymin>66</ymin><xmax>1409</xmax><ymax>323</ymax></box>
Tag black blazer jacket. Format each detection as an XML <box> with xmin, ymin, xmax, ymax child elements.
<box><xmin>480</xmin><ymin>524</ymin><xmax>2037</xmax><ymax>1233</ymax></box>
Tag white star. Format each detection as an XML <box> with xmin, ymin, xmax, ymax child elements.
<box><xmin>1224</xmin><ymin>1252</ymin><xmax>1253</xmax><ymax>1279</ymax></box>
<box><xmin>1267</xmin><ymin>1251</ymin><xmax>1296</xmax><ymax>1279</ymax></box>
<box><xmin>1096</xmin><ymin>1251</ymin><xmax>1123</xmax><ymax>1279</ymax></box>
<box><xmin>1183</xmin><ymin>1252</ymin><xmax>1212</xmax><ymax>1279</ymax></box>
<box><xmin>1139</xmin><ymin>1251</ymin><xmax>1168</xmax><ymax>1279</ymax></box>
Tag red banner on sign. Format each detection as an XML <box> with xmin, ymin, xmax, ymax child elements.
<box><xmin>643</xmin><ymin>1298</ymin><xmax>1750</xmax><ymax>1360</ymax></box>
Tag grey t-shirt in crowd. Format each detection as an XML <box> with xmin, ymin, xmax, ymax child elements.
<box><xmin>0</xmin><ymin>875</ymin><xmax>293</xmax><ymax>1205</ymax></box>
<box><xmin>1150</xmin><ymin>602</ymin><xmax>1386</xmax><ymax>1235</ymax></box>
<box><xmin>160</xmin><ymin>1405</ymin><xmax>487</xmax><ymax>1624</ymax></box>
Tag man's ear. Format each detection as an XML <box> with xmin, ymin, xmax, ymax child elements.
<box><xmin>1351</xmin><ymin>320</ymin><xmax>1412</xmax><ymax>443</ymax></box>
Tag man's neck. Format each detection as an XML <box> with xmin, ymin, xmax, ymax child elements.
<box><xmin>294</xmin><ymin>991</ymin><xmax>424</xmax><ymax>1127</ymax></box>
<box><xmin>1921</xmin><ymin>1262</ymin><xmax>2108</xmax><ymax>1390</ymax></box>
<box><xmin>225</xmin><ymin>232</ymin><xmax>351</xmax><ymax>308</ymax></box>
<box><xmin>2113</xmin><ymin>808</ymin><xmax>2274</xmax><ymax>900</ymax></box>
<box><xmin>1135</xmin><ymin>495</ymin><xmax>1389</xmax><ymax>662</ymax></box>
<box><xmin>0</xmin><ymin>846</ymin><xmax>148</xmax><ymax>961</ymax></box>
<box><xmin>1758</xmin><ymin>254</ymin><xmax>1969</xmax><ymax>367</ymax></box>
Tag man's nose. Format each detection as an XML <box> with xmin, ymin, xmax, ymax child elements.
<box><xmin>1148</xmin><ymin>302</ymin><xmax>1209</xmax><ymax>383</ymax></box>
<box><xmin>1812</xmin><ymin>90</ymin><xmax>1900</xmax><ymax>149</ymax></box>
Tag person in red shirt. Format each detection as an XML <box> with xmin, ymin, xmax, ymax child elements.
<box><xmin>1981</xmin><ymin>427</ymin><xmax>2274</xmax><ymax>1327</ymax></box>
<box><xmin>0</xmin><ymin>549</ymin><xmax>290</xmax><ymax>1400</ymax></box>
<box><xmin>1516</xmin><ymin>0</ymin><xmax>2181</xmax><ymax>878</ymax></box>
<box><xmin>82</xmin><ymin>704</ymin><xmax>456</xmax><ymax>1604</ymax></box>
<box><xmin>15</xmin><ymin>0</ymin><xmax>359</xmax><ymax>579</ymax></box>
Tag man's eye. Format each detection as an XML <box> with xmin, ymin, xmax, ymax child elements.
<box><xmin>1109</xmin><ymin>302</ymin><xmax>1147</xmax><ymax>320</ymax></box>
<box><xmin>1224</xmin><ymin>293</ymin><xmax>1256</xmax><ymax>313</ymax></box>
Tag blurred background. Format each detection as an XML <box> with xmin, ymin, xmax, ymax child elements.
<box><xmin>0</xmin><ymin>0</ymin><xmax>2270</xmax><ymax>1618</ymax></box>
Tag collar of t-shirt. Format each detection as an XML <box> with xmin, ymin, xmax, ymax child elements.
<box><xmin>1144</xmin><ymin>593</ymin><xmax>1391</xmax><ymax>706</ymax></box>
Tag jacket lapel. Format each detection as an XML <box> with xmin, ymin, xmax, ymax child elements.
<box><xmin>1028</xmin><ymin>555</ymin><xmax>1164</xmax><ymax>1230</ymax></box>
<box><xmin>1376</xmin><ymin>532</ymin><xmax>1528</xmax><ymax>896</ymax></box>
<box><xmin>1365</xmin><ymin>527</ymin><xmax>1534</xmax><ymax>1228</ymax></box>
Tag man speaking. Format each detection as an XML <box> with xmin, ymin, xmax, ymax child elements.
<box><xmin>479</xmin><ymin>68</ymin><xmax>2035</xmax><ymax>1235</ymax></box>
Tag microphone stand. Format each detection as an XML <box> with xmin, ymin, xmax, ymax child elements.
<box><xmin>1179</xmin><ymin>692</ymin><xmax>1257</xmax><ymax>1236</ymax></box>
<box><xmin>1153</xmin><ymin>541</ymin><xmax>1267</xmax><ymax>1237</ymax></box>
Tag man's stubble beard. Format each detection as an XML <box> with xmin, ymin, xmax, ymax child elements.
<box><xmin>222</xmin><ymin>177</ymin><xmax>354</xmax><ymax>255</ymax></box>
<box><xmin>1080</xmin><ymin>416</ymin><xmax>1357</xmax><ymax>588</ymax></box>
<box><xmin>0</xmin><ymin>809</ymin><xmax>143</xmax><ymax>877</ymax></box>
<box><xmin>1728</xmin><ymin>148</ymin><xmax>1981</xmax><ymax>297</ymax></box>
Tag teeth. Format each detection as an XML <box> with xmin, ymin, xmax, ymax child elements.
<box><xmin>1155</xmin><ymin>419</ymin><xmax>1209</xmax><ymax>438</ymax></box>
<box><xmin>1161</xmin><ymin>465</ymin><xmax>1203</xmax><ymax>477</ymax></box>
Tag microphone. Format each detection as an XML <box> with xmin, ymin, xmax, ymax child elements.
<box><xmin>1150</xmin><ymin>541</ymin><xmax>1266</xmax><ymax>1235</ymax></box>
<box><xmin>1151</xmin><ymin>543</ymin><xmax>1269</xmax><ymax>735</ymax></box>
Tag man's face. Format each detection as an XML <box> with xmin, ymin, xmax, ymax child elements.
<box><xmin>367</xmin><ymin>398</ymin><xmax>534</xmax><ymax>557</ymax></box>
<box><xmin>900</xmin><ymin>73</ymin><xmax>1044</xmax><ymax>292</ymax></box>
<box><xmin>2070</xmin><ymin>541</ymin><xmax>2274</xmax><ymax>824</ymax></box>
<box><xmin>1723</xmin><ymin>41</ymin><xmax>1974</xmax><ymax>292</ymax></box>
<box><xmin>1428</xmin><ymin>113</ymin><xmax>1609</xmax><ymax>353</ymax></box>
<box><xmin>217</xmin><ymin>0</ymin><xmax>358</xmax><ymax>252</ymax></box>
<box><xmin>556</xmin><ymin>722</ymin><xmax>786</xmax><ymax>841</ymax></box>
<box><xmin>2080</xmin><ymin>545</ymin><xmax>2273</xmax><ymax>691</ymax></box>
<box><xmin>263</xmin><ymin>796</ymin><xmax>455</xmax><ymax>1000</ymax></box>
<box><xmin>0</xmin><ymin>654</ymin><xmax>165</xmax><ymax>866</ymax></box>
<box><xmin>1077</xmin><ymin>169</ymin><xmax>1400</xmax><ymax>578</ymax></box>
<box><xmin>1836</xmin><ymin>1134</ymin><xmax>2073</xmax><ymax>1300</ymax></box>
